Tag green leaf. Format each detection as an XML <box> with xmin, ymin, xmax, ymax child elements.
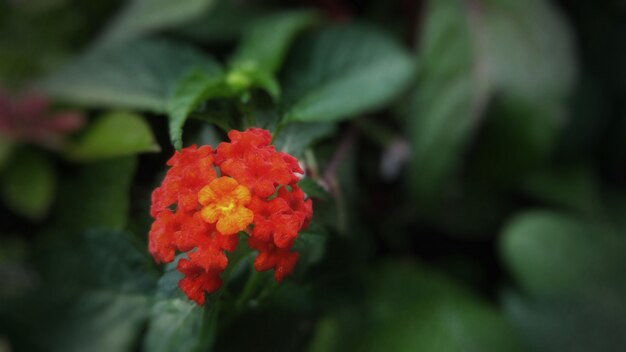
<box><xmin>30</xmin><ymin>230</ymin><xmax>158</xmax><ymax>352</ymax></box>
<box><xmin>146</xmin><ymin>299</ymin><xmax>209</xmax><ymax>352</ymax></box>
<box><xmin>409</xmin><ymin>0</ymin><xmax>575</xmax><ymax>206</ymax></box>
<box><xmin>309</xmin><ymin>261</ymin><xmax>523</xmax><ymax>352</ymax></box>
<box><xmin>174</xmin><ymin>1</ymin><xmax>266</xmax><ymax>43</ymax></box>
<box><xmin>500</xmin><ymin>211</ymin><xmax>626</xmax><ymax>298</ymax></box>
<box><xmin>231</xmin><ymin>10</ymin><xmax>318</xmax><ymax>74</ymax></box>
<box><xmin>144</xmin><ymin>258</ymin><xmax>218</xmax><ymax>352</ymax></box>
<box><xmin>39</xmin><ymin>39</ymin><xmax>221</xmax><ymax>113</ymax></box>
<box><xmin>408</xmin><ymin>0</ymin><xmax>489</xmax><ymax>207</ymax></box>
<box><xmin>95</xmin><ymin>0</ymin><xmax>217</xmax><ymax>49</ymax></box>
<box><xmin>501</xmin><ymin>211</ymin><xmax>626</xmax><ymax>351</ymax></box>
<box><xmin>292</xmin><ymin>222</ymin><xmax>328</xmax><ymax>270</ymax></box>
<box><xmin>50</xmin><ymin>157</ymin><xmax>137</xmax><ymax>232</ymax></box>
<box><xmin>66</xmin><ymin>111</ymin><xmax>160</xmax><ymax>161</ymax></box>
<box><xmin>521</xmin><ymin>163</ymin><xmax>603</xmax><ymax>216</ymax></box>
<box><xmin>224</xmin><ymin>10</ymin><xmax>318</xmax><ymax>99</ymax></box>
<box><xmin>1</xmin><ymin>149</ymin><xmax>55</xmax><ymax>220</ymax></box>
<box><xmin>273</xmin><ymin>122</ymin><xmax>335</xmax><ymax>157</ymax></box>
<box><xmin>168</xmin><ymin>68</ymin><xmax>225</xmax><ymax>149</ymax></box>
<box><xmin>297</xmin><ymin>178</ymin><xmax>329</xmax><ymax>200</ymax></box>
<box><xmin>504</xmin><ymin>293</ymin><xmax>626</xmax><ymax>352</ymax></box>
<box><xmin>282</xmin><ymin>24</ymin><xmax>414</xmax><ymax>122</ymax></box>
<box><xmin>482</xmin><ymin>0</ymin><xmax>576</xmax><ymax>101</ymax></box>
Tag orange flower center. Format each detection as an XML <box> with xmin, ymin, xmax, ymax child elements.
<box><xmin>198</xmin><ymin>176</ymin><xmax>253</xmax><ymax>235</ymax></box>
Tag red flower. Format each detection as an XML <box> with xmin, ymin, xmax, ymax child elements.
<box><xmin>178</xmin><ymin>259</ymin><xmax>223</xmax><ymax>305</ymax></box>
<box><xmin>216</xmin><ymin>129</ymin><xmax>302</xmax><ymax>198</ymax></box>
<box><xmin>148</xmin><ymin>210</ymin><xmax>180</xmax><ymax>263</ymax></box>
<box><xmin>214</xmin><ymin>128</ymin><xmax>272</xmax><ymax>163</ymax></box>
<box><xmin>248</xmin><ymin>196</ymin><xmax>304</xmax><ymax>248</ymax></box>
<box><xmin>148</xmin><ymin>128</ymin><xmax>313</xmax><ymax>305</ymax></box>
<box><xmin>248</xmin><ymin>236</ymin><xmax>299</xmax><ymax>282</ymax></box>
<box><xmin>278</xmin><ymin>185</ymin><xmax>313</xmax><ymax>229</ymax></box>
<box><xmin>150</xmin><ymin>145</ymin><xmax>215</xmax><ymax>217</ymax></box>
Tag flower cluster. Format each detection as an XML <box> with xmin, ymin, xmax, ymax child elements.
<box><xmin>149</xmin><ymin>128</ymin><xmax>312</xmax><ymax>305</ymax></box>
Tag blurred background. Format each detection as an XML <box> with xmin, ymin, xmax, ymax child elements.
<box><xmin>1</xmin><ymin>0</ymin><xmax>626</xmax><ymax>351</ymax></box>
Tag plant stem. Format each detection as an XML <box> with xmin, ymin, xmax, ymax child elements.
<box><xmin>235</xmin><ymin>269</ymin><xmax>263</xmax><ymax>311</ymax></box>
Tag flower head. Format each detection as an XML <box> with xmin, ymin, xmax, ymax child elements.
<box><xmin>198</xmin><ymin>177</ymin><xmax>253</xmax><ymax>235</ymax></box>
<box><xmin>148</xmin><ymin>128</ymin><xmax>313</xmax><ymax>305</ymax></box>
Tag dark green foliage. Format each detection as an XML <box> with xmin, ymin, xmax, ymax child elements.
<box><xmin>1</xmin><ymin>0</ymin><xmax>625</xmax><ymax>351</ymax></box>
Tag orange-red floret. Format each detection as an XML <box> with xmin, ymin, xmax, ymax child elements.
<box><xmin>278</xmin><ymin>185</ymin><xmax>313</xmax><ymax>229</ymax></box>
<box><xmin>148</xmin><ymin>210</ymin><xmax>179</xmax><ymax>263</ymax></box>
<box><xmin>216</xmin><ymin>129</ymin><xmax>303</xmax><ymax>198</ymax></box>
<box><xmin>148</xmin><ymin>129</ymin><xmax>313</xmax><ymax>305</ymax></box>
<box><xmin>248</xmin><ymin>237</ymin><xmax>299</xmax><ymax>282</ymax></box>
<box><xmin>150</xmin><ymin>145</ymin><xmax>216</xmax><ymax>217</ymax></box>
<box><xmin>177</xmin><ymin>258</ymin><xmax>223</xmax><ymax>305</ymax></box>
<box><xmin>248</xmin><ymin>196</ymin><xmax>304</xmax><ymax>248</ymax></box>
<box><xmin>214</xmin><ymin>128</ymin><xmax>272</xmax><ymax>163</ymax></box>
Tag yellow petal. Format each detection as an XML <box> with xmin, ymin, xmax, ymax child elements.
<box><xmin>200</xmin><ymin>204</ymin><xmax>220</xmax><ymax>223</ymax></box>
<box><xmin>198</xmin><ymin>185</ymin><xmax>217</xmax><ymax>205</ymax></box>
<box><xmin>216</xmin><ymin>206</ymin><xmax>253</xmax><ymax>235</ymax></box>
<box><xmin>232</xmin><ymin>185</ymin><xmax>251</xmax><ymax>204</ymax></box>
<box><xmin>210</xmin><ymin>177</ymin><xmax>238</xmax><ymax>194</ymax></box>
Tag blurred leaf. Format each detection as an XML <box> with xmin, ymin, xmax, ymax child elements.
<box><xmin>146</xmin><ymin>299</ymin><xmax>210</xmax><ymax>352</ymax></box>
<box><xmin>410</xmin><ymin>0</ymin><xmax>575</xmax><ymax>206</ymax></box>
<box><xmin>66</xmin><ymin>111</ymin><xmax>160</xmax><ymax>161</ymax></box>
<box><xmin>232</xmin><ymin>10</ymin><xmax>317</xmax><ymax>74</ymax></box>
<box><xmin>1</xmin><ymin>149</ymin><xmax>55</xmax><ymax>220</ymax></box>
<box><xmin>168</xmin><ymin>68</ymin><xmax>225</xmax><ymax>149</ymax></box>
<box><xmin>470</xmin><ymin>0</ymin><xmax>576</xmax><ymax>185</ymax></box>
<box><xmin>95</xmin><ymin>0</ymin><xmax>217</xmax><ymax>49</ymax></box>
<box><xmin>144</xmin><ymin>258</ymin><xmax>218</xmax><ymax>352</ymax></box>
<box><xmin>31</xmin><ymin>229</ymin><xmax>158</xmax><ymax>352</ymax></box>
<box><xmin>501</xmin><ymin>211</ymin><xmax>626</xmax><ymax>351</ymax></box>
<box><xmin>282</xmin><ymin>24</ymin><xmax>414</xmax><ymax>122</ymax></box>
<box><xmin>51</xmin><ymin>156</ymin><xmax>136</xmax><ymax>232</ymax></box>
<box><xmin>0</xmin><ymin>1</ymin><xmax>84</xmax><ymax>85</ymax></box>
<box><xmin>175</xmin><ymin>1</ymin><xmax>266</xmax><ymax>43</ymax></box>
<box><xmin>409</xmin><ymin>0</ymin><xmax>488</xmax><ymax>207</ymax></box>
<box><xmin>482</xmin><ymin>0</ymin><xmax>576</xmax><ymax>101</ymax></box>
<box><xmin>504</xmin><ymin>293</ymin><xmax>626</xmax><ymax>352</ymax></box>
<box><xmin>309</xmin><ymin>261</ymin><xmax>523</xmax><ymax>352</ymax></box>
<box><xmin>39</xmin><ymin>39</ymin><xmax>221</xmax><ymax>113</ymax></box>
<box><xmin>273</xmin><ymin>122</ymin><xmax>335</xmax><ymax>157</ymax></box>
<box><xmin>231</xmin><ymin>10</ymin><xmax>318</xmax><ymax>75</ymax></box>
<box><xmin>297</xmin><ymin>178</ymin><xmax>329</xmax><ymax>200</ymax></box>
<box><xmin>500</xmin><ymin>211</ymin><xmax>626</xmax><ymax>298</ymax></box>
<box><xmin>469</xmin><ymin>96</ymin><xmax>561</xmax><ymax>185</ymax></box>
<box><xmin>521</xmin><ymin>163</ymin><xmax>603</xmax><ymax>216</ymax></box>
<box><xmin>39</xmin><ymin>230</ymin><xmax>157</xmax><ymax>293</ymax></box>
